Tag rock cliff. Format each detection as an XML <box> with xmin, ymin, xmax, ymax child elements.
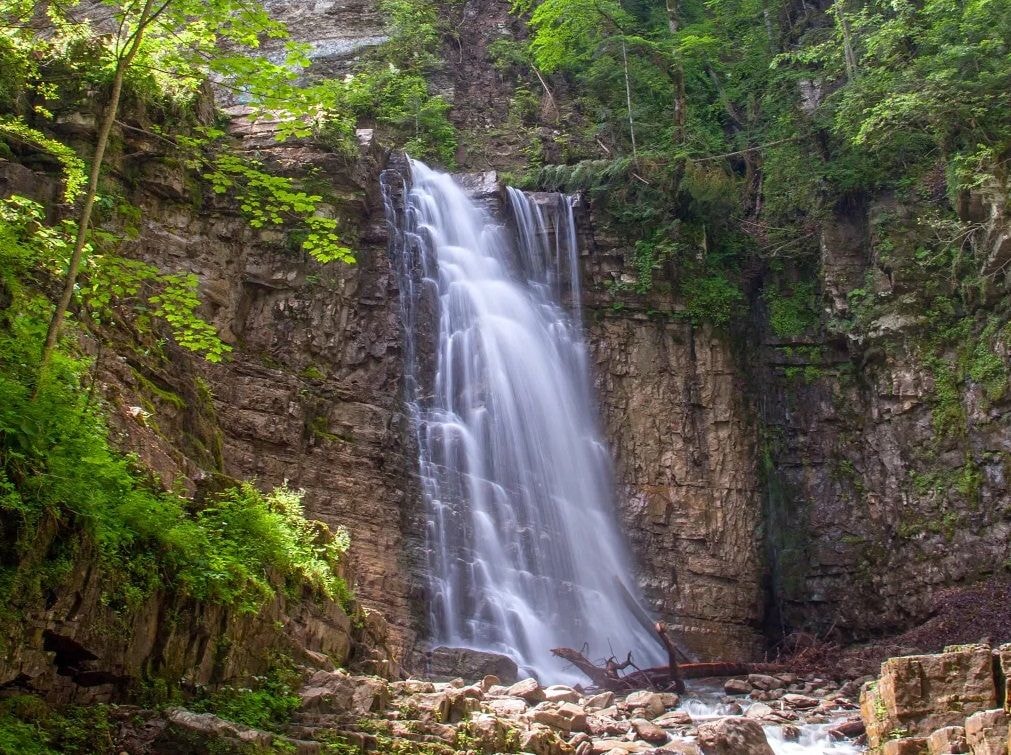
<box><xmin>4</xmin><ymin>0</ymin><xmax>1009</xmax><ymax>701</ymax></box>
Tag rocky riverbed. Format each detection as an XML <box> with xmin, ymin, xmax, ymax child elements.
<box><xmin>95</xmin><ymin>643</ymin><xmax>1011</xmax><ymax>753</ymax></box>
<box><xmin>120</xmin><ymin>665</ymin><xmax>869</xmax><ymax>753</ymax></box>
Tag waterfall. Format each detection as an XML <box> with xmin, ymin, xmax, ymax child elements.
<box><xmin>383</xmin><ymin>158</ymin><xmax>663</xmax><ymax>682</ymax></box>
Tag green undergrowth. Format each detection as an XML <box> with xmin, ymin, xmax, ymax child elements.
<box><xmin>0</xmin><ymin>695</ymin><xmax>113</xmax><ymax>755</ymax></box>
<box><xmin>0</xmin><ymin>200</ymin><xmax>352</xmax><ymax>633</ymax></box>
<box><xmin>504</xmin><ymin>0</ymin><xmax>1010</xmax><ymax>333</ymax></box>
<box><xmin>191</xmin><ymin>664</ymin><xmax>302</xmax><ymax>733</ymax></box>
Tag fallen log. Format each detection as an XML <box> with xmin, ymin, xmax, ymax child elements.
<box><xmin>550</xmin><ymin>646</ymin><xmax>784</xmax><ymax>692</ymax></box>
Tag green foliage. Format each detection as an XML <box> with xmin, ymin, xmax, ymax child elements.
<box><xmin>825</xmin><ymin>0</ymin><xmax>1011</xmax><ymax>192</ymax></box>
<box><xmin>318</xmin><ymin>4</ymin><xmax>458</xmax><ymax>168</ymax></box>
<box><xmin>682</xmin><ymin>274</ymin><xmax>744</xmax><ymax>328</ymax></box>
<box><xmin>274</xmin><ymin>0</ymin><xmax>461</xmax><ymax>166</ymax></box>
<box><xmin>528</xmin><ymin>0</ymin><xmax>629</xmax><ymax>74</ymax></box>
<box><xmin>184</xmin><ymin>483</ymin><xmax>352</xmax><ymax>610</ymax></box>
<box><xmin>508</xmin><ymin>0</ymin><xmax>1010</xmax><ymax>330</ymax></box>
<box><xmin>203</xmin><ymin>154</ymin><xmax>354</xmax><ymax>264</ymax></box>
<box><xmin>0</xmin><ymin>197</ymin><xmax>351</xmax><ymax>619</ymax></box>
<box><xmin>0</xmin><ymin>0</ymin><xmax>315</xmax><ymax>121</ymax></box>
<box><xmin>968</xmin><ymin>319</ymin><xmax>1009</xmax><ymax>402</ymax></box>
<box><xmin>379</xmin><ymin>0</ymin><xmax>443</xmax><ymax>70</ymax></box>
<box><xmin>0</xmin><ymin>0</ymin><xmax>360</xmax><ymax>266</ymax></box>
<box><xmin>0</xmin><ymin>118</ymin><xmax>85</xmax><ymax>201</ymax></box>
<box><xmin>0</xmin><ymin>695</ymin><xmax>113</xmax><ymax>755</ymax></box>
<box><xmin>1</xmin><ymin>195</ymin><xmax>231</xmax><ymax>362</ymax></box>
<box><xmin>194</xmin><ymin>666</ymin><xmax>301</xmax><ymax>732</ymax></box>
<box><xmin>767</xmin><ymin>281</ymin><xmax>820</xmax><ymax>340</ymax></box>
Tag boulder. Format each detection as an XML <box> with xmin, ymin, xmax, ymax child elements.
<box><xmin>487</xmin><ymin>697</ymin><xmax>527</xmax><ymax>717</ymax></box>
<box><xmin>926</xmin><ymin>725</ymin><xmax>968</xmax><ymax>754</ymax></box>
<box><xmin>653</xmin><ymin>710</ymin><xmax>692</xmax><ymax>728</ymax></box>
<box><xmin>748</xmin><ymin>674</ymin><xmax>783</xmax><ymax>691</ymax></box>
<box><xmin>568</xmin><ymin>732</ymin><xmax>591</xmax><ymax>749</ymax></box>
<box><xmin>583</xmin><ymin>691</ymin><xmax>615</xmax><ymax>711</ymax></box>
<box><xmin>780</xmin><ymin>724</ymin><xmax>801</xmax><ymax>741</ymax></box>
<box><xmin>391</xmin><ymin>679</ymin><xmax>435</xmax><ymax>694</ymax></box>
<box><xmin>860</xmin><ymin>645</ymin><xmax>997</xmax><ymax>748</ymax></box>
<box><xmin>298</xmin><ymin>670</ymin><xmax>389</xmax><ymax>717</ymax></box>
<box><xmin>532</xmin><ymin>702</ymin><xmax>589</xmax><ymax>733</ymax></box>
<box><xmin>624</xmin><ymin>690</ymin><xmax>665</xmax><ymax>718</ymax></box>
<box><xmin>545</xmin><ymin>685</ymin><xmax>582</xmax><ymax>703</ymax></box>
<box><xmin>461</xmin><ymin>713</ymin><xmax>521</xmax><ymax>751</ymax></box>
<box><xmin>586</xmin><ymin>714</ymin><xmax>630</xmax><ymax>737</ymax></box>
<box><xmin>744</xmin><ymin>702</ymin><xmax>774</xmax><ymax>720</ymax></box>
<box><xmin>695</xmin><ymin>716</ymin><xmax>775</xmax><ymax>755</ymax></box>
<box><xmin>519</xmin><ymin>723</ymin><xmax>574</xmax><ymax>755</ymax></box>
<box><xmin>589</xmin><ymin>739</ymin><xmax>653</xmax><ymax>753</ymax></box>
<box><xmin>657</xmin><ymin>742</ymin><xmax>703</xmax><ymax>755</ymax></box>
<box><xmin>480</xmin><ymin>674</ymin><xmax>500</xmax><ymax>691</ymax></box>
<box><xmin>827</xmin><ymin>717</ymin><xmax>865</xmax><ymax>739</ymax></box>
<box><xmin>997</xmin><ymin>645</ymin><xmax>1011</xmax><ymax>712</ymax></box>
<box><xmin>445</xmin><ymin>688</ymin><xmax>483</xmax><ymax>722</ymax></box>
<box><xmin>782</xmin><ymin>693</ymin><xmax>819</xmax><ymax>709</ymax></box>
<box><xmin>882</xmin><ymin>738</ymin><xmax>928</xmax><ymax>755</ymax></box>
<box><xmin>507</xmin><ymin>677</ymin><xmax>546</xmax><ymax>702</ymax></box>
<box><xmin>630</xmin><ymin>717</ymin><xmax>668</xmax><ymax>744</ymax></box>
<box><xmin>964</xmin><ymin>709</ymin><xmax>1008</xmax><ymax>755</ymax></box>
<box><xmin>423</xmin><ymin>646</ymin><xmax>519</xmax><ymax>684</ymax></box>
<box><xmin>404</xmin><ymin>690</ymin><xmax>452</xmax><ymax>723</ymax></box>
<box><xmin>658</xmin><ymin>693</ymin><xmax>681</xmax><ymax>709</ymax></box>
<box><xmin>723</xmin><ymin>678</ymin><xmax>750</xmax><ymax>695</ymax></box>
<box><xmin>158</xmin><ymin>709</ymin><xmax>276</xmax><ymax>752</ymax></box>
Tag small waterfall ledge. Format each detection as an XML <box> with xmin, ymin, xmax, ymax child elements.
<box><xmin>382</xmin><ymin>159</ymin><xmax>663</xmax><ymax>682</ymax></box>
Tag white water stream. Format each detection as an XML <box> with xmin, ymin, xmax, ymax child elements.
<box><xmin>381</xmin><ymin>159</ymin><xmax>865</xmax><ymax>753</ymax></box>
<box><xmin>681</xmin><ymin>681</ymin><xmax>863</xmax><ymax>754</ymax></box>
<box><xmin>383</xmin><ymin>160</ymin><xmax>663</xmax><ymax>682</ymax></box>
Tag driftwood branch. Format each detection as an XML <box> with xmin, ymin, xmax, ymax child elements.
<box><xmin>654</xmin><ymin>622</ymin><xmax>685</xmax><ymax>693</ymax></box>
<box><xmin>551</xmin><ymin>645</ymin><xmax>783</xmax><ymax>691</ymax></box>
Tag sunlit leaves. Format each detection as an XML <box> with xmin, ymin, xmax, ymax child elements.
<box><xmin>0</xmin><ymin>119</ymin><xmax>86</xmax><ymax>202</ymax></box>
<box><xmin>204</xmin><ymin>154</ymin><xmax>355</xmax><ymax>264</ymax></box>
<box><xmin>148</xmin><ymin>274</ymin><xmax>232</xmax><ymax>362</ymax></box>
<box><xmin>529</xmin><ymin>0</ymin><xmax>630</xmax><ymax>73</ymax></box>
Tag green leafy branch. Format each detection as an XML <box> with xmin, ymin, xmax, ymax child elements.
<box><xmin>203</xmin><ymin>153</ymin><xmax>354</xmax><ymax>264</ymax></box>
<box><xmin>0</xmin><ymin>117</ymin><xmax>85</xmax><ymax>202</ymax></box>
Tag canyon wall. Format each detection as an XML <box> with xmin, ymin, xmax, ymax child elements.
<box><xmin>578</xmin><ymin>213</ymin><xmax>767</xmax><ymax>662</ymax></box>
<box><xmin>106</xmin><ymin>138</ymin><xmax>423</xmax><ymax>658</ymax></box>
<box><xmin>752</xmin><ymin>195</ymin><xmax>1011</xmax><ymax>641</ymax></box>
<box><xmin>575</xmin><ymin>188</ymin><xmax>1011</xmax><ymax>657</ymax></box>
<box><xmin>5</xmin><ymin>0</ymin><xmax>1009</xmax><ymax>696</ymax></box>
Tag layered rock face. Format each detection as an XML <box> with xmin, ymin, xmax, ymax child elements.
<box><xmin>859</xmin><ymin>643</ymin><xmax>1011</xmax><ymax>754</ymax></box>
<box><xmin>579</xmin><ymin>212</ymin><xmax>766</xmax><ymax>662</ymax></box>
<box><xmin>96</xmin><ymin>0</ymin><xmax>427</xmax><ymax>662</ymax></box>
<box><xmin>11</xmin><ymin>0</ymin><xmax>1008</xmax><ymax>680</ymax></box>
<box><xmin>1</xmin><ymin>125</ymin><xmax>418</xmax><ymax>700</ymax></box>
<box><xmin>754</xmin><ymin>196</ymin><xmax>1011</xmax><ymax>641</ymax></box>
<box><xmin>108</xmin><ymin>139</ymin><xmax>422</xmax><ymax>659</ymax></box>
<box><xmin>574</xmin><ymin>182</ymin><xmax>1011</xmax><ymax>659</ymax></box>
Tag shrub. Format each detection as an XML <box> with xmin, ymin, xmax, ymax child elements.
<box><xmin>0</xmin><ymin>198</ymin><xmax>350</xmax><ymax>622</ymax></box>
<box><xmin>682</xmin><ymin>274</ymin><xmax>745</xmax><ymax>328</ymax></box>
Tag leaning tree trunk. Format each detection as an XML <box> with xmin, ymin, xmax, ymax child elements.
<box><xmin>36</xmin><ymin>0</ymin><xmax>157</xmax><ymax>390</ymax></box>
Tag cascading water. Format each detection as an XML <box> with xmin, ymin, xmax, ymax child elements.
<box><xmin>383</xmin><ymin>159</ymin><xmax>663</xmax><ymax>681</ymax></box>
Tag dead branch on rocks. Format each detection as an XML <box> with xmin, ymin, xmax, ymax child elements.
<box><xmin>654</xmin><ymin>622</ymin><xmax>686</xmax><ymax>694</ymax></box>
<box><xmin>552</xmin><ymin>621</ymin><xmax>784</xmax><ymax>692</ymax></box>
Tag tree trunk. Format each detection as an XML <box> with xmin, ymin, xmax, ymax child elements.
<box><xmin>654</xmin><ymin>622</ymin><xmax>685</xmax><ymax>693</ymax></box>
<box><xmin>620</xmin><ymin>37</ymin><xmax>638</xmax><ymax>162</ymax></box>
<box><xmin>36</xmin><ymin>0</ymin><xmax>157</xmax><ymax>390</ymax></box>
<box><xmin>834</xmin><ymin>0</ymin><xmax>859</xmax><ymax>81</ymax></box>
<box><xmin>666</xmin><ymin>0</ymin><xmax>686</xmax><ymax>145</ymax></box>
